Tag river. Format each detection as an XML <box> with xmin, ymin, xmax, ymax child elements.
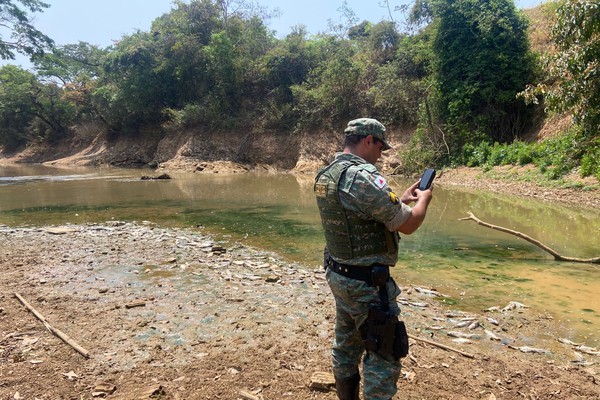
<box><xmin>1</xmin><ymin>164</ymin><xmax>599</xmax><ymax>346</ymax></box>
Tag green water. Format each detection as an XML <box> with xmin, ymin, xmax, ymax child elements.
<box><xmin>1</xmin><ymin>165</ymin><xmax>599</xmax><ymax>345</ymax></box>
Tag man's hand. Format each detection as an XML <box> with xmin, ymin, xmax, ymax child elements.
<box><xmin>401</xmin><ymin>181</ymin><xmax>420</xmax><ymax>204</ymax></box>
<box><xmin>397</xmin><ymin>181</ymin><xmax>433</xmax><ymax>235</ymax></box>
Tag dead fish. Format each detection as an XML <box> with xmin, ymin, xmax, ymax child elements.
<box><xmin>455</xmin><ymin>320</ymin><xmax>472</xmax><ymax>328</ymax></box>
<box><xmin>557</xmin><ymin>337</ymin><xmax>582</xmax><ymax>346</ymax></box>
<box><xmin>414</xmin><ymin>287</ymin><xmax>441</xmax><ymax>296</ymax></box>
<box><xmin>502</xmin><ymin>301</ymin><xmax>528</xmax><ymax>312</ymax></box>
<box><xmin>427</xmin><ymin>325</ymin><xmax>444</xmax><ymax>331</ymax></box>
<box><xmin>484</xmin><ymin>306</ymin><xmax>501</xmax><ymax>312</ymax></box>
<box><xmin>509</xmin><ymin>345</ymin><xmax>550</xmax><ymax>354</ymax></box>
<box><xmin>408</xmin><ymin>302</ymin><xmax>429</xmax><ymax>307</ymax></box>
<box><xmin>571</xmin><ymin>360</ymin><xmax>594</xmax><ymax>366</ymax></box>
<box><xmin>447</xmin><ymin>331</ymin><xmax>480</xmax><ymax>339</ymax></box>
<box><xmin>486</xmin><ymin>317</ymin><xmax>499</xmax><ymax>326</ymax></box>
<box><xmin>571</xmin><ymin>352</ymin><xmax>594</xmax><ymax>366</ymax></box>
<box><xmin>468</xmin><ymin>321</ymin><xmax>481</xmax><ymax>330</ymax></box>
<box><xmin>575</xmin><ymin>345</ymin><xmax>600</xmax><ymax>356</ymax></box>
<box><xmin>485</xmin><ymin>330</ymin><xmax>502</xmax><ymax>341</ymax></box>
<box><xmin>451</xmin><ymin>338</ymin><xmax>473</xmax><ymax>344</ymax></box>
<box><xmin>446</xmin><ymin>312</ymin><xmax>466</xmax><ymax>318</ymax></box>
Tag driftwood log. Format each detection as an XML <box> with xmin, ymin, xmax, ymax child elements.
<box><xmin>459</xmin><ymin>211</ymin><xmax>600</xmax><ymax>264</ymax></box>
<box><xmin>14</xmin><ymin>292</ymin><xmax>90</xmax><ymax>358</ymax></box>
<box><xmin>408</xmin><ymin>333</ymin><xmax>475</xmax><ymax>359</ymax></box>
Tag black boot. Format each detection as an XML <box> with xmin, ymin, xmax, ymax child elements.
<box><xmin>335</xmin><ymin>372</ymin><xmax>360</xmax><ymax>400</ymax></box>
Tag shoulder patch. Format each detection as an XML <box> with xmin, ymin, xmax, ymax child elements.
<box><xmin>314</xmin><ymin>182</ymin><xmax>327</xmax><ymax>198</ymax></box>
<box><xmin>389</xmin><ymin>191</ymin><xmax>399</xmax><ymax>204</ymax></box>
<box><xmin>374</xmin><ymin>175</ymin><xmax>387</xmax><ymax>189</ymax></box>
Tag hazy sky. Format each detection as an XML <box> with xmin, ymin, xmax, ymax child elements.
<box><xmin>3</xmin><ymin>0</ymin><xmax>547</xmax><ymax>68</ymax></box>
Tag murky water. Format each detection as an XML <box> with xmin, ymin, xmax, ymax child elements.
<box><xmin>1</xmin><ymin>164</ymin><xmax>599</xmax><ymax>345</ymax></box>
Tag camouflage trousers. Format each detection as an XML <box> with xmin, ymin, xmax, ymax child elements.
<box><xmin>326</xmin><ymin>268</ymin><xmax>402</xmax><ymax>400</ymax></box>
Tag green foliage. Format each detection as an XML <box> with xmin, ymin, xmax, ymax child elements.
<box><xmin>0</xmin><ymin>0</ymin><xmax>53</xmax><ymax>60</ymax></box>
<box><xmin>291</xmin><ymin>37</ymin><xmax>369</xmax><ymax>130</ymax></box>
<box><xmin>401</xmin><ymin>124</ymin><xmax>439</xmax><ymax>173</ymax></box>
<box><xmin>367</xmin><ymin>33</ymin><xmax>432</xmax><ymax>126</ymax></box>
<box><xmin>411</xmin><ymin>0</ymin><xmax>536</xmax><ymax>161</ymax></box>
<box><xmin>0</xmin><ymin>65</ymin><xmax>37</xmax><ymax>149</ymax></box>
<box><xmin>459</xmin><ymin>129</ymin><xmax>599</xmax><ymax>180</ymax></box>
<box><xmin>548</xmin><ymin>0</ymin><xmax>600</xmax><ymax>139</ymax></box>
<box><xmin>580</xmin><ymin>139</ymin><xmax>600</xmax><ymax>180</ymax></box>
<box><xmin>0</xmin><ymin>64</ymin><xmax>74</xmax><ymax>148</ymax></box>
<box><xmin>519</xmin><ymin>1</ymin><xmax>600</xmax><ymax>179</ymax></box>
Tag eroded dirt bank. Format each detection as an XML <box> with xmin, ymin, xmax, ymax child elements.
<box><xmin>1</xmin><ymin>222</ymin><xmax>598</xmax><ymax>400</ymax></box>
<box><xmin>2</xmin><ymin>127</ymin><xmax>598</xmax><ymax>210</ymax></box>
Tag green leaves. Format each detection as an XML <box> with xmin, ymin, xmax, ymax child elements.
<box><xmin>431</xmin><ymin>0</ymin><xmax>534</xmax><ymax>142</ymax></box>
<box><xmin>550</xmin><ymin>0</ymin><xmax>600</xmax><ymax>137</ymax></box>
<box><xmin>0</xmin><ymin>0</ymin><xmax>53</xmax><ymax>60</ymax></box>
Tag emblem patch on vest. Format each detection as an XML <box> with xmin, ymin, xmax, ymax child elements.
<box><xmin>389</xmin><ymin>191</ymin><xmax>399</xmax><ymax>204</ymax></box>
<box><xmin>315</xmin><ymin>183</ymin><xmax>327</xmax><ymax>198</ymax></box>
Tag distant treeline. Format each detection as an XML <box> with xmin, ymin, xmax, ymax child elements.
<box><xmin>0</xmin><ymin>0</ymin><xmax>598</xmax><ymax>178</ymax></box>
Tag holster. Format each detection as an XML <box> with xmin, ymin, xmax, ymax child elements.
<box><xmin>362</xmin><ymin>269</ymin><xmax>410</xmax><ymax>360</ymax></box>
<box><xmin>363</xmin><ymin>308</ymin><xmax>409</xmax><ymax>360</ymax></box>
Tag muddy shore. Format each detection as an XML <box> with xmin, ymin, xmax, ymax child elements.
<box><xmin>1</xmin><ymin>217</ymin><xmax>598</xmax><ymax>399</ymax></box>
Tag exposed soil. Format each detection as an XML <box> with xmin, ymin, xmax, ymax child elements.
<box><xmin>1</xmin><ymin>219</ymin><xmax>599</xmax><ymax>400</ymax></box>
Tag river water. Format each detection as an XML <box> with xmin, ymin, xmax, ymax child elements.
<box><xmin>1</xmin><ymin>164</ymin><xmax>599</xmax><ymax>345</ymax></box>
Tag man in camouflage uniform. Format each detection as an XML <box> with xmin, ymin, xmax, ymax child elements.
<box><xmin>314</xmin><ymin>118</ymin><xmax>433</xmax><ymax>400</ymax></box>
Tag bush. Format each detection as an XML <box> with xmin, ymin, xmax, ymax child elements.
<box><xmin>580</xmin><ymin>139</ymin><xmax>600</xmax><ymax>179</ymax></box>
<box><xmin>457</xmin><ymin>132</ymin><xmax>597</xmax><ymax>181</ymax></box>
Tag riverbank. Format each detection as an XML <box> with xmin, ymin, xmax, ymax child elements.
<box><xmin>436</xmin><ymin>166</ymin><xmax>600</xmax><ymax>210</ymax></box>
<box><xmin>2</xmin><ymin>126</ymin><xmax>598</xmax><ymax>210</ymax></box>
<box><xmin>1</xmin><ymin>222</ymin><xmax>598</xmax><ymax>399</ymax></box>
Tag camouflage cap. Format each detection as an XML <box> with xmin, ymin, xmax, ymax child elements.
<box><xmin>344</xmin><ymin>118</ymin><xmax>391</xmax><ymax>150</ymax></box>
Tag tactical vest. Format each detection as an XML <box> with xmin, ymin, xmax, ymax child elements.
<box><xmin>314</xmin><ymin>158</ymin><xmax>398</xmax><ymax>262</ymax></box>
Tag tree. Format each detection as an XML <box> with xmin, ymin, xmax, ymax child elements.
<box><xmin>411</xmin><ymin>0</ymin><xmax>536</xmax><ymax>157</ymax></box>
<box><xmin>0</xmin><ymin>0</ymin><xmax>53</xmax><ymax>59</ymax></box>
<box><xmin>0</xmin><ymin>64</ymin><xmax>74</xmax><ymax>149</ymax></box>
<box><xmin>520</xmin><ymin>0</ymin><xmax>600</xmax><ymax>178</ymax></box>
<box><xmin>0</xmin><ymin>65</ymin><xmax>37</xmax><ymax>149</ymax></box>
<box><xmin>548</xmin><ymin>1</ymin><xmax>599</xmax><ymax>137</ymax></box>
<box><xmin>100</xmin><ymin>30</ymin><xmax>178</xmax><ymax>130</ymax></box>
<box><xmin>32</xmin><ymin>42</ymin><xmax>109</xmax><ymax>123</ymax></box>
<box><xmin>292</xmin><ymin>37</ymin><xmax>369</xmax><ymax>129</ymax></box>
<box><xmin>368</xmin><ymin>21</ymin><xmax>400</xmax><ymax>63</ymax></box>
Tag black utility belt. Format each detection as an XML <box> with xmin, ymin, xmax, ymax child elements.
<box><xmin>327</xmin><ymin>258</ymin><xmax>390</xmax><ymax>287</ymax></box>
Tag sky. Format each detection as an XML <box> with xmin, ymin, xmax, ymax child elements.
<box><xmin>2</xmin><ymin>0</ymin><xmax>547</xmax><ymax>69</ymax></box>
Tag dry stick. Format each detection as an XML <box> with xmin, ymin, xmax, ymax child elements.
<box><xmin>459</xmin><ymin>211</ymin><xmax>600</xmax><ymax>264</ymax></box>
<box><xmin>14</xmin><ymin>292</ymin><xmax>90</xmax><ymax>359</ymax></box>
<box><xmin>239</xmin><ymin>391</ymin><xmax>260</xmax><ymax>400</ymax></box>
<box><xmin>408</xmin><ymin>333</ymin><xmax>475</xmax><ymax>359</ymax></box>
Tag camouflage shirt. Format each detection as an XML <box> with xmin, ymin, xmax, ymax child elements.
<box><xmin>333</xmin><ymin>152</ymin><xmax>412</xmax><ymax>266</ymax></box>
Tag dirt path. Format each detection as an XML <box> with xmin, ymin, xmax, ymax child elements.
<box><xmin>1</xmin><ymin>221</ymin><xmax>598</xmax><ymax>400</ymax></box>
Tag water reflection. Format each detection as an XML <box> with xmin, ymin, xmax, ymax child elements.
<box><xmin>1</xmin><ymin>164</ymin><xmax>598</xmax><ymax>344</ymax></box>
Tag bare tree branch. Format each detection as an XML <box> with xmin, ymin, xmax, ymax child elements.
<box><xmin>459</xmin><ymin>211</ymin><xmax>600</xmax><ymax>264</ymax></box>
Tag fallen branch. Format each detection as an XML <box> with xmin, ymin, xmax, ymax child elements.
<box><xmin>408</xmin><ymin>333</ymin><xmax>475</xmax><ymax>359</ymax></box>
<box><xmin>459</xmin><ymin>211</ymin><xmax>600</xmax><ymax>264</ymax></box>
<box><xmin>14</xmin><ymin>293</ymin><xmax>90</xmax><ymax>359</ymax></box>
<box><xmin>239</xmin><ymin>391</ymin><xmax>261</xmax><ymax>400</ymax></box>
<box><xmin>124</xmin><ymin>301</ymin><xmax>146</xmax><ymax>309</ymax></box>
